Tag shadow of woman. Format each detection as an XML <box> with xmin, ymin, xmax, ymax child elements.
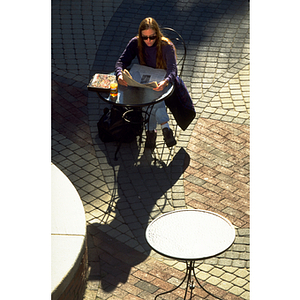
<box><xmin>87</xmin><ymin>138</ymin><xmax>189</xmax><ymax>292</ymax></box>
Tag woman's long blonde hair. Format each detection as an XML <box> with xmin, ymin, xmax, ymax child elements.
<box><xmin>137</xmin><ymin>17</ymin><xmax>176</xmax><ymax>70</ymax></box>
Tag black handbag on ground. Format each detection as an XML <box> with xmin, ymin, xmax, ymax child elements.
<box><xmin>97</xmin><ymin>106</ymin><xmax>143</xmax><ymax>143</ymax></box>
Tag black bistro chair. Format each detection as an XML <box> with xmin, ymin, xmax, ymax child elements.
<box><xmin>161</xmin><ymin>27</ymin><xmax>187</xmax><ymax>78</ymax></box>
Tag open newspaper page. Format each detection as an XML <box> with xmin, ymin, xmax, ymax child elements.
<box><xmin>122</xmin><ymin>64</ymin><xmax>167</xmax><ymax>89</ymax></box>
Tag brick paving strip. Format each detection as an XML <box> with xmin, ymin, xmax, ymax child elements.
<box><xmin>184</xmin><ymin>117</ymin><xmax>250</xmax><ymax>229</ymax></box>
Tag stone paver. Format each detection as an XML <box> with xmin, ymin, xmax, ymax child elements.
<box><xmin>203</xmin><ymin>65</ymin><xmax>250</xmax><ymax>123</ymax></box>
<box><xmin>51</xmin><ymin>0</ymin><xmax>250</xmax><ymax>299</ymax></box>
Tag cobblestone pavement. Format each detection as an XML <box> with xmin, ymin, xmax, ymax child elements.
<box><xmin>51</xmin><ymin>0</ymin><xmax>250</xmax><ymax>299</ymax></box>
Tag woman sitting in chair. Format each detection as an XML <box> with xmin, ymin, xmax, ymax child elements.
<box><xmin>115</xmin><ymin>17</ymin><xmax>177</xmax><ymax>149</ymax></box>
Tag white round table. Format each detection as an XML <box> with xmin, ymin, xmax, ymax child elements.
<box><xmin>145</xmin><ymin>209</ymin><xmax>236</xmax><ymax>299</ymax></box>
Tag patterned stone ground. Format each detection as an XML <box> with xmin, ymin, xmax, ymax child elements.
<box><xmin>51</xmin><ymin>0</ymin><xmax>250</xmax><ymax>299</ymax></box>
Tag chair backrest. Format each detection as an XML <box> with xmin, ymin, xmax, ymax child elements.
<box><xmin>161</xmin><ymin>27</ymin><xmax>187</xmax><ymax>77</ymax></box>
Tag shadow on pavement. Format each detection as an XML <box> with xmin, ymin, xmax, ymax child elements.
<box><xmin>86</xmin><ymin>140</ymin><xmax>189</xmax><ymax>292</ymax></box>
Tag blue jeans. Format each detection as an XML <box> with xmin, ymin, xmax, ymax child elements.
<box><xmin>145</xmin><ymin>101</ymin><xmax>169</xmax><ymax>131</ymax></box>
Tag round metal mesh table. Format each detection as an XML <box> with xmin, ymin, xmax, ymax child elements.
<box><xmin>146</xmin><ymin>209</ymin><xmax>235</xmax><ymax>260</ymax></box>
<box><xmin>145</xmin><ymin>209</ymin><xmax>236</xmax><ymax>299</ymax></box>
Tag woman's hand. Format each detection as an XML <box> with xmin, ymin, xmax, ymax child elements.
<box><xmin>118</xmin><ymin>74</ymin><xmax>128</xmax><ymax>86</ymax></box>
<box><xmin>153</xmin><ymin>79</ymin><xmax>168</xmax><ymax>91</ymax></box>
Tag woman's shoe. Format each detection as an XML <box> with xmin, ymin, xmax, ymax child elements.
<box><xmin>145</xmin><ymin>130</ymin><xmax>157</xmax><ymax>149</ymax></box>
<box><xmin>162</xmin><ymin>128</ymin><xmax>176</xmax><ymax>147</ymax></box>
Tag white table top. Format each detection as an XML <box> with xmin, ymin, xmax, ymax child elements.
<box><xmin>51</xmin><ymin>164</ymin><xmax>86</xmax><ymax>297</ymax></box>
<box><xmin>145</xmin><ymin>209</ymin><xmax>235</xmax><ymax>260</ymax></box>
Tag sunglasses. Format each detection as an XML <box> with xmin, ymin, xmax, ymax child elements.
<box><xmin>142</xmin><ymin>34</ymin><xmax>157</xmax><ymax>41</ymax></box>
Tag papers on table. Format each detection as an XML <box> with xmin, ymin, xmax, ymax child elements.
<box><xmin>122</xmin><ymin>64</ymin><xmax>167</xmax><ymax>89</ymax></box>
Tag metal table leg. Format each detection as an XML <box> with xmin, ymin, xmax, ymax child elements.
<box><xmin>155</xmin><ymin>260</ymin><xmax>223</xmax><ymax>300</ymax></box>
<box><xmin>154</xmin><ymin>261</ymin><xmax>190</xmax><ymax>300</ymax></box>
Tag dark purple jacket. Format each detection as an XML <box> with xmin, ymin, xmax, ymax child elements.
<box><xmin>115</xmin><ymin>37</ymin><xmax>177</xmax><ymax>84</ymax></box>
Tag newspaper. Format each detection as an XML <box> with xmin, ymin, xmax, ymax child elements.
<box><xmin>122</xmin><ymin>64</ymin><xmax>167</xmax><ymax>89</ymax></box>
